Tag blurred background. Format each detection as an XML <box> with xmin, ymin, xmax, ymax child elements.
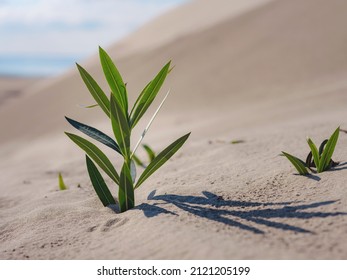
<box><xmin>0</xmin><ymin>0</ymin><xmax>187</xmax><ymax>76</ymax></box>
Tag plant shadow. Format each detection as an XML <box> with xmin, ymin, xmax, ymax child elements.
<box><xmin>136</xmin><ymin>190</ymin><xmax>346</xmax><ymax>234</ymax></box>
<box><xmin>294</xmin><ymin>173</ymin><xmax>321</xmax><ymax>181</ymax></box>
<box><xmin>293</xmin><ymin>161</ymin><xmax>347</xmax><ymax>178</ymax></box>
<box><xmin>330</xmin><ymin>161</ymin><xmax>347</xmax><ymax>171</ymax></box>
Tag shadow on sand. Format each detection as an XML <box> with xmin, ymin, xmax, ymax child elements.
<box><xmin>329</xmin><ymin>161</ymin><xmax>347</xmax><ymax>171</ymax></box>
<box><xmin>136</xmin><ymin>190</ymin><xmax>346</xmax><ymax>234</ymax></box>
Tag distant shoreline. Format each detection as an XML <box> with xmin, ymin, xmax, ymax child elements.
<box><xmin>0</xmin><ymin>55</ymin><xmax>82</xmax><ymax>78</ymax></box>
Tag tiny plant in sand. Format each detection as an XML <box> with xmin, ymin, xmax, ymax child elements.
<box><xmin>65</xmin><ymin>47</ymin><xmax>190</xmax><ymax>212</ymax></box>
<box><xmin>230</xmin><ymin>139</ymin><xmax>245</xmax><ymax>144</ymax></box>
<box><xmin>58</xmin><ymin>172</ymin><xmax>68</xmax><ymax>190</ymax></box>
<box><xmin>282</xmin><ymin>127</ymin><xmax>340</xmax><ymax>175</ymax></box>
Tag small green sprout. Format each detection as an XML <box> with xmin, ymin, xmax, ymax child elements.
<box><xmin>282</xmin><ymin>127</ymin><xmax>340</xmax><ymax>175</ymax></box>
<box><xmin>230</xmin><ymin>139</ymin><xmax>245</xmax><ymax>144</ymax></box>
<box><xmin>58</xmin><ymin>172</ymin><xmax>68</xmax><ymax>190</ymax></box>
<box><xmin>65</xmin><ymin>47</ymin><xmax>190</xmax><ymax>212</ymax></box>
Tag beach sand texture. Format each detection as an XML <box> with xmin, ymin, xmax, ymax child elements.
<box><xmin>1</xmin><ymin>0</ymin><xmax>347</xmax><ymax>259</ymax></box>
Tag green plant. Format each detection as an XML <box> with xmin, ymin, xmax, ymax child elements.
<box><xmin>133</xmin><ymin>144</ymin><xmax>156</xmax><ymax>168</ymax></box>
<box><xmin>58</xmin><ymin>172</ymin><xmax>68</xmax><ymax>190</ymax></box>
<box><xmin>282</xmin><ymin>127</ymin><xmax>340</xmax><ymax>175</ymax></box>
<box><xmin>230</xmin><ymin>139</ymin><xmax>245</xmax><ymax>144</ymax></box>
<box><xmin>65</xmin><ymin>47</ymin><xmax>190</xmax><ymax>212</ymax></box>
<box><xmin>281</xmin><ymin>152</ymin><xmax>309</xmax><ymax>175</ymax></box>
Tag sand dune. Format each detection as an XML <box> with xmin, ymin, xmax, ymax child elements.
<box><xmin>1</xmin><ymin>0</ymin><xmax>347</xmax><ymax>259</ymax></box>
<box><xmin>0</xmin><ymin>77</ymin><xmax>41</xmax><ymax>107</ymax></box>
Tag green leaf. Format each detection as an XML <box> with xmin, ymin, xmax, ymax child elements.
<box><xmin>130</xmin><ymin>61</ymin><xmax>171</xmax><ymax>128</ymax></box>
<box><xmin>319</xmin><ymin>139</ymin><xmax>328</xmax><ymax>155</ymax></box>
<box><xmin>85</xmin><ymin>104</ymin><xmax>98</xmax><ymax>108</ymax></box>
<box><xmin>318</xmin><ymin>127</ymin><xmax>340</xmax><ymax>172</ymax></box>
<box><xmin>118</xmin><ymin>162</ymin><xmax>135</xmax><ymax>212</ymax></box>
<box><xmin>110</xmin><ymin>94</ymin><xmax>131</xmax><ymax>159</ymax></box>
<box><xmin>77</xmin><ymin>103</ymin><xmax>99</xmax><ymax>109</ymax></box>
<box><xmin>65</xmin><ymin>132</ymin><xmax>119</xmax><ymax>184</ymax></box>
<box><xmin>86</xmin><ymin>155</ymin><xmax>116</xmax><ymax>206</ymax></box>
<box><xmin>230</xmin><ymin>139</ymin><xmax>245</xmax><ymax>144</ymax></box>
<box><xmin>132</xmin><ymin>154</ymin><xmax>146</xmax><ymax>168</ymax></box>
<box><xmin>76</xmin><ymin>63</ymin><xmax>110</xmax><ymax>117</ymax></box>
<box><xmin>129</xmin><ymin>81</ymin><xmax>151</xmax><ymax>117</ymax></box>
<box><xmin>65</xmin><ymin>116</ymin><xmax>121</xmax><ymax>154</ymax></box>
<box><xmin>142</xmin><ymin>144</ymin><xmax>155</xmax><ymax>162</ymax></box>
<box><xmin>135</xmin><ymin>132</ymin><xmax>190</xmax><ymax>189</ymax></box>
<box><xmin>58</xmin><ymin>172</ymin><xmax>68</xmax><ymax>190</ymax></box>
<box><xmin>99</xmin><ymin>47</ymin><xmax>128</xmax><ymax>114</ymax></box>
<box><xmin>306</xmin><ymin>151</ymin><xmax>313</xmax><ymax>168</ymax></box>
<box><xmin>307</xmin><ymin>138</ymin><xmax>320</xmax><ymax>170</ymax></box>
<box><xmin>282</xmin><ymin>151</ymin><xmax>308</xmax><ymax>175</ymax></box>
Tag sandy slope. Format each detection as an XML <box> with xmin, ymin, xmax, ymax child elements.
<box><xmin>1</xmin><ymin>0</ymin><xmax>347</xmax><ymax>259</ymax></box>
<box><xmin>0</xmin><ymin>77</ymin><xmax>41</xmax><ymax>107</ymax></box>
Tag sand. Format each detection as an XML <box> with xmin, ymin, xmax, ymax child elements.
<box><xmin>0</xmin><ymin>0</ymin><xmax>347</xmax><ymax>259</ymax></box>
<box><xmin>0</xmin><ymin>77</ymin><xmax>41</xmax><ymax>107</ymax></box>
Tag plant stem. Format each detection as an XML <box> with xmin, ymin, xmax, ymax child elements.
<box><xmin>130</xmin><ymin>89</ymin><xmax>170</xmax><ymax>158</ymax></box>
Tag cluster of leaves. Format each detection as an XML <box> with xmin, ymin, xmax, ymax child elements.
<box><xmin>282</xmin><ymin>127</ymin><xmax>340</xmax><ymax>175</ymax></box>
<box><xmin>65</xmin><ymin>47</ymin><xmax>190</xmax><ymax>212</ymax></box>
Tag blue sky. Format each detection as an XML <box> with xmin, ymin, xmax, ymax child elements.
<box><xmin>0</xmin><ymin>0</ymin><xmax>187</xmax><ymax>76</ymax></box>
